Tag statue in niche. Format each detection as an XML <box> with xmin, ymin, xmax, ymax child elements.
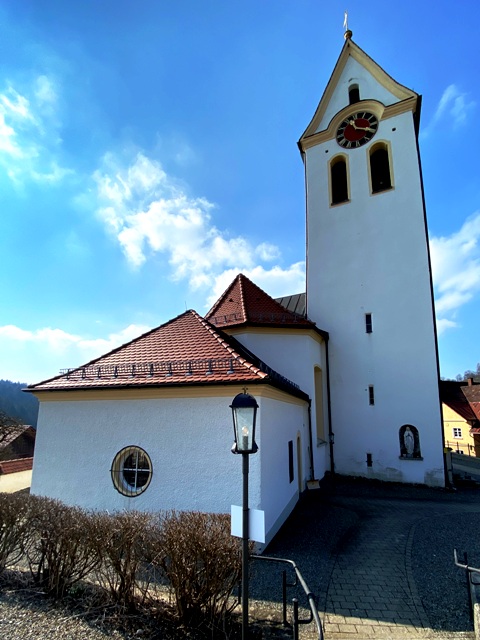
<box><xmin>404</xmin><ymin>427</ymin><xmax>414</xmax><ymax>455</ymax></box>
<box><xmin>399</xmin><ymin>424</ymin><xmax>421</xmax><ymax>459</ymax></box>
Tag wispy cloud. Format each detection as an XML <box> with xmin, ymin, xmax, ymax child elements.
<box><xmin>431</xmin><ymin>212</ymin><xmax>480</xmax><ymax>334</ymax></box>
<box><xmin>0</xmin><ymin>75</ymin><xmax>72</xmax><ymax>184</ymax></box>
<box><xmin>422</xmin><ymin>84</ymin><xmax>475</xmax><ymax>138</ymax></box>
<box><xmin>0</xmin><ymin>323</ymin><xmax>151</xmax><ymax>383</ymax></box>
<box><xmin>93</xmin><ymin>151</ymin><xmax>299</xmax><ymax>293</ymax></box>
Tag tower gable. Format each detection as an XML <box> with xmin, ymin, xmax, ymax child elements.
<box><xmin>299</xmin><ymin>38</ymin><xmax>419</xmax><ymax>148</ymax></box>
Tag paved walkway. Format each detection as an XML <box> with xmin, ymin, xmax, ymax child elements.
<box><xmin>322</xmin><ymin>495</ymin><xmax>476</xmax><ymax>639</ymax></box>
<box><xmin>253</xmin><ymin>478</ymin><xmax>480</xmax><ymax>640</ymax></box>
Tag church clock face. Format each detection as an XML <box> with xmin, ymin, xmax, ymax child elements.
<box><xmin>336</xmin><ymin>112</ymin><xmax>379</xmax><ymax>149</ymax></box>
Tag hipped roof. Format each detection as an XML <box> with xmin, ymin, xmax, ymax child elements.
<box><xmin>206</xmin><ymin>273</ymin><xmax>324</xmax><ymax>335</ymax></box>
<box><xmin>27</xmin><ymin>309</ymin><xmax>307</xmax><ymax>400</ymax></box>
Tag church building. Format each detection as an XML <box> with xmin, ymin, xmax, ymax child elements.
<box><xmin>28</xmin><ymin>33</ymin><xmax>446</xmax><ymax>547</ymax></box>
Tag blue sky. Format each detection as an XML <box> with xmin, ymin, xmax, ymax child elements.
<box><xmin>0</xmin><ymin>0</ymin><xmax>478</xmax><ymax>384</ymax></box>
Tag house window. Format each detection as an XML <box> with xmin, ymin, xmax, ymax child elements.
<box><xmin>349</xmin><ymin>84</ymin><xmax>360</xmax><ymax>104</ymax></box>
<box><xmin>453</xmin><ymin>428</ymin><xmax>462</xmax><ymax>439</ymax></box>
<box><xmin>365</xmin><ymin>313</ymin><xmax>372</xmax><ymax>333</ymax></box>
<box><xmin>369</xmin><ymin>142</ymin><xmax>392</xmax><ymax>193</ymax></box>
<box><xmin>368</xmin><ymin>385</ymin><xmax>375</xmax><ymax>405</ymax></box>
<box><xmin>330</xmin><ymin>155</ymin><xmax>349</xmax><ymax>205</ymax></box>
<box><xmin>111</xmin><ymin>446</ymin><xmax>152</xmax><ymax>497</ymax></box>
<box><xmin>288</xmin><ymin>440</ymin><xmax>294</xmax><ymax>483</ymax></box>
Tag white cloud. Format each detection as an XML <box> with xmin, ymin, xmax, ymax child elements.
<box><xmin>422</xmin><ymin>84</ymin><xmax>475</xmax><ymax>137</ymax></box>
<box><xmin>0</xmin><ymin>323</ymin><xmax>151</xmax><ymax>383</ymax></box>
<box><xmin>0</xmin><ymin>76</ymin><xmax>71</xmax><ymax>184</ymax></box>
<box><xmin>436</xmin><ymin>318</ymin><xmax>458</xmax><ymax>336</ymax></box>
<box><xmin>93</xmin><ymin>151</ymin><xmax>291</xmax><ymax>292</ymax></box>
<box><xmin>431</xmin><ymin>212</ymin><xmax>480</xmax><ymax>332</ymax></box>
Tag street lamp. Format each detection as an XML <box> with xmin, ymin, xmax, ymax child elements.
<box><xmin>231</xmin><ymin>392</ymin><xmax>259</xmax><ymax>640</ymax></box>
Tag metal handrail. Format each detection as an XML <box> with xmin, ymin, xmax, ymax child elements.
<box><xmin>454</xmin><ymin>549</ymin><xmax>480</xmax><ymax>622</ymax></box>
<box><xmin>252</xmin><ymin>554</ymin><xmax>323</xmax><ymax>640</ymax></box>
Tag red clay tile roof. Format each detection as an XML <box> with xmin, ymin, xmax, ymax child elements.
<box><xmin>206</xmin><ymin>274</ymin><xmax>316</xmax><ymax>330</ymax></box>
<box><xmin>0</xmin><ymin>457</ymin><xmax>33</xmax><ymax>475</ymax></box>
<box><xmin>27</xmin><ymin>310</ymin><xmax>307</xmax><ymax>399</ymax></box>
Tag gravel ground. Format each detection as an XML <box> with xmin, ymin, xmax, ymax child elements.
<box><xmin>0</xmin><ymin>589</ymin><xmax>127</xmax><ymax>640</ymax></box>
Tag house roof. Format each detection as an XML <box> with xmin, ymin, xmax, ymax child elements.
<box><xmin>0</xmin><ymin>424</ymin><xmax>35</xmax><ymax>451</ymax></box>
<box><xmin>206</xmin><ymin>274</ymin><xmax>319</xmax><ymax>333</ymax></box>
<box><xmin>440</xmin><ymin>381</ymin><xmax>480</xmax><ymax>425</ymax></box>
<box><xmin>27</xmin><ymin>309</ymin><xmax>307</xmax><ymax>399</ymax></box>
<box><xmin>275</xmin><ymin>292</ymin><xmax>306</xmax><ymax>317</ymax></box>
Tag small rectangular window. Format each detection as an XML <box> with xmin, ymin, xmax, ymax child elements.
<box><xmin>453</xmin><ymin>428</ymin><xmax>462</xmax><ymax>439</ymax></box>
<box><xmin>368</xmin><ymin>385</ymin><xmax>375</xmax><ymax>406</ymax></box>
<box><xmin>365</xmin><ymin>313</ymin><xmax>372</xmax><ymax>333</ymax></box>
<box><xmin>288</xmin><ymin>440</ymin><xmax>294</xmax><ymax>483</ymax></box>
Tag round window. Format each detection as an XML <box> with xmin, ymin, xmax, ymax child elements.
<box><xmin>111</xmin><ymin>446</ymin><xmax>152</xmax><ymax>497</ymax></box>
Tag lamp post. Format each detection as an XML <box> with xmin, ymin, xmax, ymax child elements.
<box><xmin>231</xmin><ymin>392</ymin><xmax>258</xmax><ymax>640</ymax></box>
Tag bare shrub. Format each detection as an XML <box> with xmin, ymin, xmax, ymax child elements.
<box><xmin>25</xmin><ymin>495</ymin><xmax>100</xmax><ymax>598</ymax></box>
<box><xmin>0</xmin><ymin>492</ymin><xmax>30</xmax><ymax>574</ymax></box>
<box><xmin>91</xmin><ymin>510</ymin><xmax>153</xmax><ymax>609</ymax></box>
<box><xmin>151</xmin><ymin>511</ymin><xmax>242</xmax><ymax>626</ymax></box>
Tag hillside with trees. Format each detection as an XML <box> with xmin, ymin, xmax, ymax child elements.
<box><xmin>0</xmin><ymin>380</ymin><xmax>39</xmax><ymax>427</ymax></box>
<box><xmin>456</xmin><ymin>362</ymin><xmax>480</xmax><ymax>382</ymax></box>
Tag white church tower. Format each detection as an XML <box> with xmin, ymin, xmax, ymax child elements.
<box><xmin>298</xmin><ymin>32</ymin><xmax>445</xmax><ymax>486</ymax></box>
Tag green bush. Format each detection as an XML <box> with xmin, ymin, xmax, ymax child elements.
<box><xmin>151</xmin><ymin>511</ymin><xmax>242</xmax><ymax>626</ymax></box>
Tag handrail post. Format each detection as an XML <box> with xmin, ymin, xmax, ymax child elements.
<box><xmin>282</xmin><ymin>569</ymin><xmax>288</xmax><ymax>626</ymax></box>
<box><xmin>292</xmin><ymin>598</ymin><xmax>299</xmax><ymax>640</ymax></box>
<box><xmin>464</xmin><ymin>552</ymin><xmax>473</xmax><ymax>622</ymax></box>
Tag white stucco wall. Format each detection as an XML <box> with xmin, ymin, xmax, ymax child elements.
<box><xmin>258</xmin><ymin>395</ymin><xmax>309</xmax><ymax>541</ymax></box>
<box><xmin>304</xmin><ymin>92</ymin><xmax>445</xmax><ymax>486</ymax></box>
<box><xmin>229</xmin><ymin>329</ymin><xmax>330</xmax><ymax>482</ymax></box>
<box><xmin>31</xmin><ymin>394</ymin><xmax>258</xmax><ymax>513</ymax></box>
<box><xmin>31</xmin><ymin>387</ymin><xmax>308</xmax><ymax>546</ymax></box>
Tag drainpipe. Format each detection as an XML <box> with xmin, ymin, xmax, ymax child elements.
<box><xmin>325</xmin><ymin>339</ymin><xmax>335</xmax><ymax>475</ymax></box>
<box><xmin>307</xmin><ymin>399</ymin><xmax>314</xmax><ymax>480</ymax></box>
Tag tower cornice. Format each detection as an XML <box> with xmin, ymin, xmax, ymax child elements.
<box><xmin>299</xmin><ymin>96</ymin><xmax>419</xmax><ymax>152</ymax></box>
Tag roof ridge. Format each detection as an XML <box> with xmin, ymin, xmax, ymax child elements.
<box><xmin>193</xmin><ymin>310</ymin><xmax>267</xmax><ymax>379</ymax></box>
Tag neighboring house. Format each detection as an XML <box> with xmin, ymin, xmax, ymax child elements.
<box><xmin>441</xmin><ymin>380</ymin><xmax>480</xmax><ymax>456</ymax></box>
<box><xmin>0</xmin><ymin>424</ymin><xmax>36</xmax><ymax>462</ymax></box>
<box><xmin>28</xmin><ymin>32</ymin><xmax>447</xmax><ymax>545</ymax></box>
<box><xmin>0</xmin><ymin>424</ymin><xmax>36</xmax><ymax>491</ymax></box>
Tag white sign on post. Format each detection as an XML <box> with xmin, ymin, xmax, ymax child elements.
<box><xmin>231</xmin><ymin>505</ymin><xmax>265</xmax><ymax>544</ymax></box>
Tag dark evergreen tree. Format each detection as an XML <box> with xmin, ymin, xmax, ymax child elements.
<box><xmin>0</xmin><ymin>380</ymin><xmax>39</xmax><ymax>427</ymax></box>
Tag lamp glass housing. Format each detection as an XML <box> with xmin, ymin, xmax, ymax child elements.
<box><xmin>231</xmin><ymin>393</ymin><xmax>258</xmax><ymax>453</ymax></box>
